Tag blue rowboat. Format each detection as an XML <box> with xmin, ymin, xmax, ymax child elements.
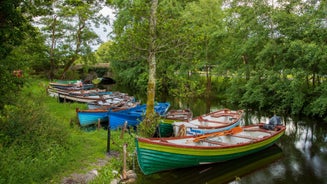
<box><xmin>77</xmin><ymin>109</ymin><xmax>109</xmax><ymax>127</ymax></box>
<box><xmin>109</xmin><ymin>102</ymin><xmax>170</xmax><ymax>130</ymax></box>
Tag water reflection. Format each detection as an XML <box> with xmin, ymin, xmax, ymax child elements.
<box><xmin>135</xmin><ymin>114</ymin><xmax>327</xmax><ymax>184</ymax></box>
<box><xmin>276</xmin><ymin>120</ymin><xmax>327</xmax><ymax>184</ymax></box>
<box><xmin>110</xmin><ymin>86</ymin><xmax>327</xmax><ymax>183</ymax></box>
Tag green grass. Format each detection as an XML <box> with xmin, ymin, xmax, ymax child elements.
<box><xmin>0</xmin><ymin>78</ymin><xmax>136</xmax><ymax>184</ymax></box>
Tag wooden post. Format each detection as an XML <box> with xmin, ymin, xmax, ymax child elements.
<box><xmin>97</xmin><ymin>118</ymin><xmax>101</xmax><ymax>130</ymax></box>
<box><xmin>75</xmin><ymin>108</ymin><xmax>80</xmax><ymax>127</ymax></box>
<box><xmin>122</xmin><ymin>143</ymin><xmax>127</xmax><ymax>180</ymax></box>
<box><xmin>70</xmin><ymin>118</ymin><xmax>74</xmax><ymax>128</ymax></box>
<box><xmin>107</xmin><ymin>111</ymin><xmax>111</xmax><ymax>154</ymax></box>
<box><xmin>120</xmin><ymin>121</ymin><xmax>128</xmax><ymax>139</ymax></box>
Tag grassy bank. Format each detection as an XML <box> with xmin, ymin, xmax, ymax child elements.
<box><xmin>0</xmin><ymin>78</ymin><xmax>136</xmax><ymax>183</ymax></box>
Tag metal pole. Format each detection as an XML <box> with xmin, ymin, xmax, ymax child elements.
<box><xmin>107</xmin><ymin>111</ymin><xmax>111</xmax><ymax>154</ymax></box>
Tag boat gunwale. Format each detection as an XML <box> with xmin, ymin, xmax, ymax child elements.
<box><xmin>195</xmin><ymin>120</ymin><xmax>241</xmax><ymax>129</ymax></box>
<box><xmin>176</xmin><ymin>109</ymin><xmax>244</xmax><ymax>130</ymax></box>
<box><xmin>184</xmin><ymin>109</ymin><xmax>243</xmax><ymax>122</ymax></box>
<box><xmin>137</xmin><ymin>125</ymin><xmax>285</xmax><ymax>150</ymax></box>
<box><xmin>165</xmin><ymin>109</ymin><xmax>193</xmax><ymax>121</ymax></box>
<box><xmin>77</xmin><ymin>109</ymin><xmax>109</xmax><ymax>113</ymax></box>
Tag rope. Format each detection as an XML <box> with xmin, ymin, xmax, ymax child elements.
<box><xmin>177</xmin><ymin>124</ymin><xmax>186</xmax><ymax>137</ymax></box>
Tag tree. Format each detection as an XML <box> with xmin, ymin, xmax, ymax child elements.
<box><xmin>106</xmin><ymin>0</ymin><xmax>327</xmax><ymax>119</ymax></box>
<box><xmin>143</xmin><ymin>0</ymin><xmax>158</xmax><ymax>122</ymax></box>
<box><xmin>60</xmin><ymin>0</ymin><xmax>109</xmax><ymax>79</ymax></box>
<box><xmin>0</xmin><ymin>0</ymin><xmax>52</xmax><ymax>108</ymax></box>
<box><xmin>180</xmin><ymin>0</ymin><xmax>226</xmax><ymax>98</ymax></box>
<box><xmin>37</xmin><ymin>0</ymin><xmax>109</xmax><ymax>80</ymax></box>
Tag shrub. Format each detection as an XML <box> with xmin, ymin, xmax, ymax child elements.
<box><xmin>0</xmin><ymin>93</ymin><xmax>72</xmax><ymax>183</ymax></box>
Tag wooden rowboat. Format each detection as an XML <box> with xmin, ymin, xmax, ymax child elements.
<box><xmin>109</xmin><ymin>102</ymin><xmax>170</xmax><ymax>130</ymax></box>
<box><xmin>135</xmin><ymin>123</ymin><xmax>286</xmax><ymax>175</ymax></box>
<box><xmin>138</xmin><ymin>145</ymin><xmax>283</xmax><ymax>183</ymax></box>
<box><xmin>76</xmin><ymin>109</ymin><xmax>109</xmax><ymax>127</ymax></box>
<box><xmin>165</xmin><ymin>109</ymin><xmax>193</xmax><ymax>121</ymax></box>
<box><xmin>172</xmin><ymin>109</ymin><xmax>244</xmax><ymax>136</ymax></box>
<box><xmin>76</xmin><ymin>101</ymin><xmax>139</xmax><ymax>127</ymax></box>
<box><xmin>155</xmin><ymin>109</ymin><xmax>193</xmax><ymax>137</ymax></box>
<box><xmin>49</xmin><ymin>80</ymin><xmax>94</xmax><ymax>90</ymax></box>
<box><xmin>87</xmin><ymin>93</ymin><xmax>137</xmax><ymax>110</ymax></box>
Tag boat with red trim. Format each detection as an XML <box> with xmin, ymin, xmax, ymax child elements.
<box><xmin>135</xmin><ymin>122</ymin><xmax>285</xmax><ymax>175</ymax></box>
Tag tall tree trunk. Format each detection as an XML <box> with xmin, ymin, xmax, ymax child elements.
<box><xmin>242</xmin><ymin>55</ymin><xmax>250</xmax><ymax>81</ymax></box>
<box><xmin>49</xmin><ymin>15</ymin><xmax>57</xmax><ymax>80</ymax></box>
<box><xmin>145</xmin><ymin>0</ymin><xmax>158</xmax><ymax>121</ymax></box>
<box><xmin>205</xmin><ymin>38</ymin><xmax>211</xmax><ymax>98</ymax></box>
<box><xmin>60</xmin><ymin>17</ymin><xmax>85</xmax><ymax>79</ymax></box>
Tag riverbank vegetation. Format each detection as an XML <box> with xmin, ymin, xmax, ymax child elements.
<box><xmin>107</xmin><ymin>0</ymin><xmax>326</xmax><ymax>119</ymax></box>
<box><xmin>1</xmin><ymin>0</ymin><xmax>326</xmax><ymax>119</ymax></box>
<box><xmin>0</xmin><ymin>79</ymin><xmax>137</xmax><ymax>183</ymax></box>
<box><xmin>0</xmin><ymin>0</ymin><xmax>326</xmax><ymax>183</ymax></box>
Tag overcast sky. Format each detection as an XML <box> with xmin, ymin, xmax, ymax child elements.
<box><xmin>93</xmin><ymin>6</ymin><xmax>116</xmax><ymax>49</ymax></box>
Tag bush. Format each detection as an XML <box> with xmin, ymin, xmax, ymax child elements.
<box><xmin>0</xmin><ymin>93</ymin><xmax>72</xmax><ymax>183</ymax></box>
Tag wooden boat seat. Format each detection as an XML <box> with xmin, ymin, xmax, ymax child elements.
<box><xmin>160</xmin><ymin>139</ymin><xmax>168</xmax><ymax>143</ymax></box>
<box><xmin>243</xmin><ymin>128</ymin><xmax>273</xmax><ymax>135</ymax></box>
<box><xmin>198</xmin><ymin>116</ymin><xmax>228</xmax><ymax>124</ymax></box>
<box><xmin>210</xmin><ymin>113</ymin><xmax>234</xmax><ymax>118</ymax></box>
<box><xmin>230</xmin><ymin>135</ymin><xmax>259</xmax><ymax>141</ymax></box>
<box><xmin>201</xmin><ymin>140</ymin><xmax>230</xmax><ymax>146</ymax></box>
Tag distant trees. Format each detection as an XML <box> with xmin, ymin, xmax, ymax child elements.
<box><xmin>0</xmin><ymin>0</ymin><xmax>111</xmax><ymax>108</ymax></box>
<box><xmin>0</xmin><ymin>0</ymin><xmax>325</xmax><ymax>119</ymax></box>
<box><xmin>0</xmin><ymin>0</ymin><xmax>52</xmax><ymax>109</ymax></box>
<box><xmin>222</xmin><ymin>0</ymin><xmax>327</xmax><ymax>118</ymax></box>
<box><xmin>37</xmin><ymin>0</ymin><xmax>109</xmax><ymax>80</ymax></box>
<box><xmin>106</xmin><ymin>0</ymin><xmax>327</xmax><ymax>119</ymax></box>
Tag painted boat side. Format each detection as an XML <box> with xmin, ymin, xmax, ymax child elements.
<box><xmin>136</xmin><ymin>125</ymin><xmax>285</xmax><ymax>175</ymax></box>
<box><xmin>109</xmin><ymin>102</ymin><xmax>170</xmax><ymax>130</ymax></box>
<box><xmin>187</xmin><ymin>120</ymin><xmax>241</xmax><ymax>135</ymax></box>
<box><xmin>109</xmin><ymin>111</ymin><xmax>144</xmax><ymax>130</ymax></box>
<box><xmin>172</xmin><ymin>109</ymin><xmax>244</xmax><ymax>136</ymax></box>
<box><xmin>77</xmin><ymin>110</ymin><xmax>109</xmax><ymax>126</ymax></box>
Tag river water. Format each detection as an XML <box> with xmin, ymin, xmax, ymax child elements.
<box><xmin>106</xmin><ymin>85</ymin><xmax>327</xmax><ymax>184</ymax></box>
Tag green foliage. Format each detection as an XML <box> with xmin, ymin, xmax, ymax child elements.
<box><xmin>0</xmin><ymin>91</ymin><xmax>72</xmax><ymax>183</ymax></box>
<box><xmin>0</xmin><ymin>78</ymin><xmax>139</xmax><ymax>183</ymax></box>
<box><xmin>306</xmin><ymin>82</ymin><xmax>327</xmax><ymax>120</ymax></box>
<box><xmin>90</xmin><ymin>130</ymin><xmax>137</xmax><ymax>184</ymax></box>
<box><xmin>105</xmin><ymin>0</ymin><xmax>327</xmax><ymax>118</ymax></box>
<box><xmin>0</xmin><ymin>0</ymin><xmax>37</xmax><ymax>108</ymax></box>
<box><xmin>138</xmin><ymin>113</ymin><xmax>161</xmax><ymax>138</ymax></box>
<box><xmin>167</xmin><ymin>72</ymin><xmax>205</xmax><ymax>98</ymax></box>
<box><xmin>62</xmin><ymin>69</ymin><xmax>81</xmax><ymax>80</ymax></box>
<box><xmin>0</xmin><ymin>0</ymin><xmax>33</xmax><ymax>59</ymax></box>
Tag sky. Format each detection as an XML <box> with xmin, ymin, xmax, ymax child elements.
<box><xmin>93</xmin><ymin>6</ymin><xmax>116</xmax><ymax>49</ymax></box>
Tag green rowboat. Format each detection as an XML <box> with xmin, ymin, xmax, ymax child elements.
<box><xmin>137</xmin><ymin>145</ymin><xmax>283</xmax><ymax>183</ymax></box>
<box><xmin>135</xmin><ymin>124</ymin><xmax>286</xmax><ymax>175</ymax></box>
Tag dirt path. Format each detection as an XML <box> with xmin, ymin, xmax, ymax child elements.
<box><xmin>61</xmin><ymin>151</ymin><xmax>119</xmax><ymax>184</ymax></box>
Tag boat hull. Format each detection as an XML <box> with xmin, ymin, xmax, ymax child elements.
<box><xmin>183</xmin><ymin>120</ymin><xmax>241</xmax><ymax>135</ymax></box>
<box><xmin>109</xmin><ymin>102</ymin><xmax>170</xmax><ymax>130</ymax></box>
<box><xmin>136</xmin><ymin>125</ymin><xmax>285</xmax><ymax>175</ymax></box>
<box><xmin>109</xmin><ymin>110</ymin><xmax>144</xmax><ymax>130</ymax></box>
<box><xmin>77</xmin><ymin>110</ymin><xmax>109</xmax><ymax>127</ymax></box>
<box><xmin>173</xmin><ymin>109</ymin><xmax>244</xmax><ymax>136</ymax></box>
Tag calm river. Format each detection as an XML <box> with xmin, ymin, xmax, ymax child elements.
<box><xmin>107</xmin><ymin>85</ymin><xmax>327</xmax><ymax>184</ymax></box>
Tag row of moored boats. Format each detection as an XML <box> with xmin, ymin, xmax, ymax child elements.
<box><xmin>47</xmin><ymin>79</ymin><xmax>286</xmax><ymax>175</ymax></box>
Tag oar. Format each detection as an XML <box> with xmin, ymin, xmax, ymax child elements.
<box><xmin>193</xmin><ymin>126</ymin><xmax>243</xmax><ymax>143</ymax></box>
